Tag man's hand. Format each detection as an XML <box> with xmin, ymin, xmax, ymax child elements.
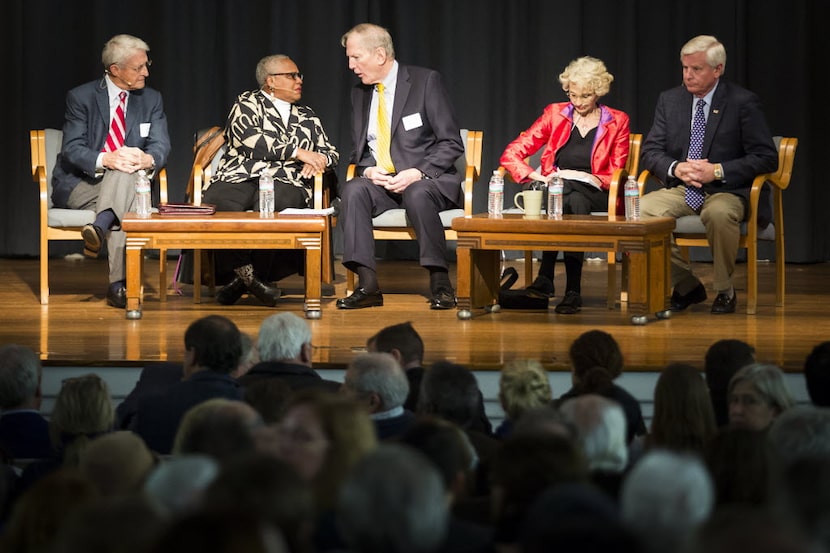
<box><xmin>675</xmin><ymin>158</ymin><xmax>715</xmax><ymax>189</ymax></box>
<box><xmin>295</xmin><ymin>148</ymin><xmax>328</xmax><ymax>177</ymax></box>
<box><xmin>103</xmin><ymin>146</ymin><xmax>151</xmax><ymax>173</ymax></box>
<box><xmin>382</xmin><ymin>168</ymin><xmax>422</xmax><ymax>194</ymax></box>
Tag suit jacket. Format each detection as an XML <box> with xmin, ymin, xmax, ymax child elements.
<box><xmin>238</xmin><ymin>360</ymin><xmax>341</xmax><ymax>393</ymax></box>
<box><xmin>350</xmin><ymin>63</ymin><xmax>465</xmax><ymax>203</ymax></box>
<box><xmin>640</xmin><ymin>80</ymin><xmax>778</xmax><ymax>226</ymax></box>
<box><xmin>500</xmin><ymin>102</ymin><xmax>631</xmax><ymax>190</ymax></box>
<box><xmin>115</xmin><ymin>362</ymin><xmax>184</xmax><ymax>430</ymax></box>
<box><xmin>0</xmin><ymin>410</ymin><xmax>53</xmax><ymax>459</ymax></box>
<box><xmin>133</xmin><ymin>370</ymin><xmax>242</xmax><ymax>454</ymax></box>
<box><xmin>51</xmin><ymin>76</ymin><xmax>171</xmax><ymax>207</ymax></box>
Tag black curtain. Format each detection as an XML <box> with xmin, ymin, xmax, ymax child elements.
<box><xmin>3</xmin><ymin>0</ymin><xmax>827</xmax><ymax>262</ymax></box>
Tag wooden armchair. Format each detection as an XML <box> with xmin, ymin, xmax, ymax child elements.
<box><xmin>344</xmin><ymin>129</ymin><xmax>484</xmax><ymax>293</ymax></box>
<box><xmin>638</xmin><ymin>136</ymin><xmax>797</xmax><ymax>314</ymax></box>
<box><xmin>31</xmin><ymin>129</ymin><xmax>167</xmax><ymax>304</ymax></box>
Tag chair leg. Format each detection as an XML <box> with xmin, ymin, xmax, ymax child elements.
<box><xmin>775</xmin><ymin>236</ymin><xmax>786</xmax><ymax>308</ymax></box>
<box><xmin>40</xmin><ymin>236</ymin><xmax>49</xmax><ymax>305</ymax></box>
<box><xmin>194</xmin><ymin>249</ymin><xmax>202</xmax><ymax>304</ymax></box>
<box><xmin>747</xmin><ymin>242</ymin><xmax>758</xmax><ymax>315</ymax></box>
<box><xmin>606</xmin><ymin>253</ymin><xmax>616</xmax><ymax>309</ymax></box>
<box><xmin>159</xmin><ymin>248</ymin><xmax>168</xmax><ymax>302</ymax></box>
<box><xmin>524</xmin><ymin>251</ymin><xmax>533</xmax><ymax>286</ymax></box>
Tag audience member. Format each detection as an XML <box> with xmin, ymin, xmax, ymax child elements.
<box><xmin>688</xmin><ymin>505</ymin><xmax>814</xmax><ymax>553</ymax></box>
<box><xmin>148</xmin><ymin>510</ymin><xmax>289</xmax><ymax>553</ymax></box>
<box><xmin>704</xmin><ymin>338</ymin><xmax>756</xmax><ymax>426</ymax></box>
<box><xmin>242</xmin><ymin>378</ymin><xmax>294</xmax><ymax>425</ymax></box>
<box><xmin>646</xmin><ymin>363</ymin><xmax>717</xmax><ymax>456</ymax></box>
<box><xmin>53</xmin><ymin>34</ymin><xmax>170</xmax><ymax>308</ymax></box>
<box><xmin>559</xmin><ymin>394</ymin><xmax>629</xmax><ymax>501</ymax></box>
<box><xmin>341</xmin><ymin>351</ymin><xmax>415</xmax><ymax>440</ymax></box>
<box><xmin>133</xmin><ymin>315</ymin><xmax>244</xmax><ymax>454</ymax></box>
<box><xmin>766</xmin><ymin>405</ymin><xmax>830</xmax><ymax>474</ymax></box>
<box><xmin>803</xmin><ymin>341</ymin><xmax>830</xmax><ymax>407</ymax></box>
<box><xmin>143</xmin><ymin>455</ymin><xmax>219</xmax><ymax>517</ymax></box>
<box><xmin>171</xmin><ymin>398</ymin><xmax>264</xmax><ymax>465</ymax></box>
<box><xmin>337</xmin><ymin>443</ymin><xmax>449</xmax><ymax>553</ymax></box>
<box><xmin>337</xmin><ymin>23</ymin><xmax>465</xmax><ymax>310</ymax></box>
<box><xmin>511</xmin><ymin>404</ymin><xmax>577</xmax><ymax>441</ymax></box>
<box><xmin>728</xmin><ymin>362</ymin><xmax>795</xmax><ymax>430</ymax></box>
<box><xmin>495</xmin><ymin>359</ymin><xmax>553</xmax><ymax>439</ymax></box>
<box><xmin>239</xmin><ymin>312</ymin><xmax>340</xmax><ymax>393</ymax></box>
<box><xmin>78</xmin><ymin>430</ymin><xmax>156</xmax><ymax>497</ymax></box>
<box><xmin>771</xmin><ymin>455</ymin><xmax>830</xmax><ymax>552</ymax></box>
<box><xmin>620</xmin><ymin>450</ymin><xmax>714</xmax><ymax>553</ymax></box>
<box><xmin>558</xmin><ymin>329</ymin><xmax>646</xmax><ymax>444</ymax></box>
<box><xmin>204</xmin><ymin>54</ymin><xmax>339</xmax><ymax>306</ymax></box>
<box><xmin>367</xmin><ymin>321</ymin><xmax>426</xmax><ymax>411</ymax></box>
<box><xmin>0</xmin><ymin>344</ymin><xmax>52</xmax><ymax>459</ymax></box>
<box><xmin>704</xmin><ymin>427</ymin><xmax>770</xmax><ymax>507</ymax></box>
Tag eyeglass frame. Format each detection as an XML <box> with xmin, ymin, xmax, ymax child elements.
<box><xmin>565</xmin><ymin>91</ymin><xmax>597</xmax><ymax>101</ymax></box>
<box><xmin>269</xmin><ymin>72</ymin><xmax>304</xmax><ymax>80</ymax></box>
<box><xmin>117</xmin><ymin>59</ymin><xmax>152</xmax><ymax>73</ymax></box>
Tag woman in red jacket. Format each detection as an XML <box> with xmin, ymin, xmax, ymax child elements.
<box><xmin>500</xmin><ymin>56</ymin><xmax>630</xmax><ymax>314</ymax></box>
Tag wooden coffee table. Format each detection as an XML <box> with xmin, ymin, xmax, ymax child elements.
<box><xmin>122</xmin><ymin>211</ymin><xmax>327</xmax><ymax>320</ymax></box>
<box><xmin>451</xmin><ymin>213</ymin><xmax>676</xmax><ymax>324</ymax></box>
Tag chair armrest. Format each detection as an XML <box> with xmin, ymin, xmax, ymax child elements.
<box><xmin>347</xmin><ymin>164</ymin><xmax>357</xmax><ymax>180</ymax></box>
<box><xmin>157</xmin><ymin>168</ymin><xmax>168</xmax><ymax>204</ymax></box>
<box><xmin>607</xmin><ymin>168</ymin><xmax>628</xmax><ymax>215</ymax></box>
<box><xmin>463</xmin><ymin>164</ymin><xmax>478</xmax><ymax>216</ymax></box>
<box><xmin>636</xmin><ymin>170</ymin><xmax>655</xmax><ymax>196</ymax></box>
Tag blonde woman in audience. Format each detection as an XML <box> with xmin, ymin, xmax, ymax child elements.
<box><xmin>496</xmin><ymin>359</ymin><xmax>553</xmax><ymax>439</ymax></box>
<box><xmin>728</xmin><ymin>363</ymin><xmax>795</xmax><ymax>430</ymax></box>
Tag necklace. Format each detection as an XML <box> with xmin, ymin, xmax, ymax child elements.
<box><xmin>573</xmin><ymin>107</ymin><xmax>600</xmax><ymax>136</ymax></box>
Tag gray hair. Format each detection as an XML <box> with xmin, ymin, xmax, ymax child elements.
<box><xmin>345</xmin><ymin>352</ymin><xmax>409</xmax><ymax>411</ymax></box>
<box><xmin>559</xmin><ymin>394</ymin><xmax>628</xmax><ymax>472</ymax></box>
<box><xmin>257</xmin><ymin>312</ymin><xmax>311</xmax><ymax>362</ymax></box>
<box><xmin>337</xmin><ymin>443</ymin><xmax>448</xmax><ymax>552</ymax></box>
<box><xmin>0</xmin><ymin>344</ymin><xmax>41</xmax><ymax>409</ymax></box>
<box><xmin>767</xmin><ymin>405</ymin><xmax>830</xmax><ymax>471</ymax></box>
<box><xmin>255</xmin><ymin>54</ymin><xmax>291</xmax><ymax>87</ymax></box>
<box><xmin>102</xmin><ymin>34</ymin><xmax>150</xmax><ymax>68</ymax></box>
<box><xmin>681</xmin><ymin>34</ymin><xmax>727</xmax><ymax>73</ymax></box>
<box><xmin>340</xmin><ymin>23</ymin><xmax>395</xmax><ymax>59</ymax></box>
<box><xmin>729</xmin><ymin>363</ymin><xmax>796</xmax><ymax>414</ymax></box>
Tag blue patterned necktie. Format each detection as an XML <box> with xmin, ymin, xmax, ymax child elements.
<box><xmin>685</xmin><ymin>98</ymin><xmax>706</xmax><ymax>211</ymax></box>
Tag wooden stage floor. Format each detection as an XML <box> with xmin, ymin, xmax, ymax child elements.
<box><xmin>1</xmin><ymin>255</ymin><xmax>828</xmax><ymax>372</ymax></box>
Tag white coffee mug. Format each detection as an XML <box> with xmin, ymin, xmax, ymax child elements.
<box><xmin>513</xmin><ymin>189</ymin><xmax>544</xmax><ymax>217</ymax></box>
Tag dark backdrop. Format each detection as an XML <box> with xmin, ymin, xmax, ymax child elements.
<box><xmin>3</xmin><ymin>0</ymin><xmax>827</xmax><ymax>262</ymax></box>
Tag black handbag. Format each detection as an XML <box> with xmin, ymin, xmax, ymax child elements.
<box><xmin>497</xmin><ymin>267</ymin><xmax>549</xmax><ymax>310</ymax></box>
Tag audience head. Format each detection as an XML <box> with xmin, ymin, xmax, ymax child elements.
<box><xmin>767</xmin><ymin>405</ymin><xmax>830</xmax><ymax>473</ymax></box>
<box><xmin>49</xmin><ymin>373</ymin><xmax>114</xmax><ymax>461</ymax></box>
<box><xmin>559</xmin><ymin>56</ymin><xmax>614</xmax><ymax>98</ymax></box>
<box><xmin>243</xmin><ymin>378</ymin><xmax>294</xmax><ymax>424</ymax></box>
<box><xmin>804</xmin><ymin>341</ymin><xmax>830</xmax><ymax>407</ymax></box>
<box><xmin>78</xmin><ymin>430</ymin><xmax>156</xmax><ymax>496</ymax></box>
<box><xmin>772</xmin><ymin>455</ymin><xmax>830</xmax><ymax>552</ymax></box>
<box><xmin>498</xmin><ymin>359</ymin><xmax>553</xmax><ymax>421</ymax></box>
<box><xmin>367</xmin><ymin>321</ymin><xmax>424</xmax><ymax>368</ymax></box>
<box><xmin>417</xmin><ymin>360</ymin><xmax>483</xmax><ymax>429</ymax></box>
<box><xmin>342</xmin><ymin>352</ymin><xmax>409</xmax><ymax>414</ymax></box>
<box><xmin>704</xmin><ymin>339</ymin><xmax>756</xmax><ymax>426</ymax></box>
<box><xmin>231</xmin><ymin>332</ymin><xmax>259</xmax><ymax>379</ymax></box>
<box><xmin>183</xmin><ymin>315</ymin><xmax>242</xmax><ymax>375</ymax></box>
<box><xmin>257</xmin><ymin>312</ymin><xmax>312</xmax><ymax>365</ymax></box>
<box><xmin>559</xmin><ymin>394</ymin><xmax>628</xmax><ymax>473</ymax></box>
<box><xmin>276</xmin><ymin>390</ymin><xmax>377</xmax><ymax>511</ymax></box>
<box><xmin>569</xmin><ymin>329</ymin><xmax>623</xmax><ymax>391</ymax></box>
<box><xmin>144</xmin><ymin>455</ymin><xmax>220</xmax><ymax>516</ymax></box>
<box><xmin>512</xmin><ymin>404</ymin><xmax>577</xmax><ymax>441</ymax></box>
<box><xmin>649</xmin><ymin>363</ymin><xmax>717</xmax><ymax>454</ymax></box>
<box><xmin>621</xmin><ymin>450</ymin><xmax>714</xmax><ymax>553</ymax></box>
<box><xmin>337</xmin><ymin>443</ymin><xmax>448</xmax><ymax>553</ymax></box>
<box><xmin>172</xmin><ymin>398</ymin><xmax>263</xmax><ymax>463</ymax></box>
<box><xmin>728</xmin><ymin>363</ymin><xmax>795</xmax><ymax>430</ymax></box>
<box><xmin>704</xmin><ymin>427</ymin><xmax>770</xmax><ymax>507</ymax></box>
<box><xmin>0</xmin><ymin>344</ymin><xmax>42</xmax><ymax>411</ymax></box>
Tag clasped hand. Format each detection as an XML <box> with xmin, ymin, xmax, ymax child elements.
<box><xmin>104</xmin><ymin>146</ymin><xmax>148</xmax><ymax>173</ymax></box>
<box><xmin>675</xmin><ymin>159</ymin><xmax>715</xmax><ymax>189</ymax></box>
<box><xmin>366</xmin><ymin>167</ymin><xmax>422</xmax><ymax>194</ymax></box>
<box><xmin>296</xmin><ymin>148</ymin><xmax>328</xmax><ymax>178</ymax></box>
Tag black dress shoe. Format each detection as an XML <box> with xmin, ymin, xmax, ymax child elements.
<box><xmin>106</xmin><ymin>283</ymin><xmax>127</xmax><ymax>309</ymax></box>
<box><xmin>82</xmin><ymin>224</ymin><xmax>104</xmax><ymax>258</ymax></box>
<box><xmin>711</xmin><ymin>291</ymin><xmax>737</xmax><ymax>314</ymax></box>
<box><xmin>429</xmin><ymin>287</ymin><xmax>457</xmax><ymax>310</ymax></box>
<box><xmin>216</xmin><ymin>276</ymin><xmax>247</xmax><ymax>305</ymax></box>
<box><xmin>526</xmin><ymin>275</ymin><xmax>555</xmax><ymax>299</ymax></box>
<box><xmin>337</xmin><ymin>287</ymin><xmax>384</xmax><ymax>309</ymax></box>
<box><xmin>670</xmin><ymin>282</ymin><xmax>707</xmax><ymax>311</ymax></box>
<box><xmin>246</xmin><ymin>277</ymin><xmax>281</xmax><ymax>307</ymax></box>
<box><xmin>554</xmin><ymin>290</ymin><xmax>582</xmax><ymax>314</ymax></box>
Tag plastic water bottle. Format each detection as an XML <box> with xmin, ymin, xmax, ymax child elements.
<box><xmin>134</xmin><ymin>170</ymin><xmax>152</xmax><ymax>218</ymax></box>
<box><xmin>548</xmin><ymin>176</ymin><xmax>563</xmax><ymax>219</ymax></box>
<box><xmin>624</xmin><ymin>175</ymin><xmax>640</xmax><ymax>221</ymax></box>
<box><xmin>259</xmin><ymin>169</ymin><xmax>275</xmax><ymax>218</ymax></box>
<box><xmin>487</xmin><ymin>170</ymin><xmax>504</xmax><ymax>217</ymax></box>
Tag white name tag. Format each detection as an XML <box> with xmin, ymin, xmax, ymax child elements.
<box><xmin>140</xmin><ymin>123</ymin><xmax>151</xmax><ymax>137</ymax></box>
<box><xmin>402</xmin><ymin>113</ymin><xmax>423</xmax><ymax>131</ymax></box>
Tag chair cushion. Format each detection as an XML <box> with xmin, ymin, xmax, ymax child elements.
<box><xmin>674</xmin><ymin>215</ymin><xmax>776</xmax><ymax>241</ymax></box>
<box><xmin>45</xmin><ymin>129</ymin><xmax>63</xmax><ymax>209</ymax></box>
<box><xmin>371</xmin><ymin>208</ymin><xmax>465</xmax><ymax>228</ymax></box>
<box><xmin>47</xmin><ymin>208</ymin><xmax>95</xmax><ymax>228</ymax></box>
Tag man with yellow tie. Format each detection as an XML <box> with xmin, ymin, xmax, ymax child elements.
<box><xmin>337</xmin><ymin>23</ymin><xmax>465</xmax><ymax>310</ymax></box>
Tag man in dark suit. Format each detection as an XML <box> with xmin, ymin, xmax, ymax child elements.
<box><xmin>366</xmin><ymin>321</ymin><xmax>425</xmax><ymax>412</ymax></box>
<box><xmin>337</xmin><ymin>23</ymin><xmax>465</xmax><ymax>310</ymax></box>
<box><xmin>0</xmin><ymin>345</ymin><xmax>52</xmax><ymax>460</ymax></box>
<box><xmin>640</xmin><ymin>34</ymin><xmax>778</xmax><ymax>314</ymax></box>
<box><xmin>52</xmin><ymin>34</ymin><xmax>170</xmax><ymax>308</ymax></box>
<box><xmin>132</xmin><ymin>315</ymin><xmax>244</xmax><ymax>454</ymax></box>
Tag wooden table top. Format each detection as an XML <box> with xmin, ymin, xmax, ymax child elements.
<box><xmin>122</xmin><ymin>211</ymin><xmax>327</xmax><ymax>232</ymax></box>
<box><xmin>451</xmin><ymin>213</ymin><xmax>676</xmax><ymax>236</ymax></box>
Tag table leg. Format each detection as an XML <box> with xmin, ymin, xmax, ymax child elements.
<box><xmin>125</xmin><ymin>238</ymin><xmax>146</xmax><ymax>320</ymax></box>
<box><xmin>302</xmin><ymin>238</ymin><xmax>322</xmax><ymax>319</ymax></box>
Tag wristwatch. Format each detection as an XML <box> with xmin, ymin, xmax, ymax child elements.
<box><xmin>713</xmin><ymin>164</ymin><xmax>723</xmax><ymax>180</ymax></box>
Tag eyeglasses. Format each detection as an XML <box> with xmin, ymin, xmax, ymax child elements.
<box><xmin>566</xmin><ymin>91</ymin><xmax>596</xmax><ymax>101</ymax></box>
<box><xmin>119</xmin><ymin>59</ymin><xmax>152</xmax><ymax>72</ymax></box>
<box><xmin>269</xmin><ymin>72</ymin><xmax>303</xmax><ymax>80</ymax></box>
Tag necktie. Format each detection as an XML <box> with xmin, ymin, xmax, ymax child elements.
<box><xmin>684</xmin><ymin>98</ymin><xmax>706</xmax><ymax>211</ymax></box>
<box><xmin>103</xmin><ymin>91</ymin><xmax>127</xmax><ymax>153</ymax></box>
<box><xmin>375</xmin><ymin>83</ymin><xmax>395</xmax><ymax>173</ymax></box>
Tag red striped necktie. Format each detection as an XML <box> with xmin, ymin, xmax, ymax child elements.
<box><xmin>103</xmin><ymin>91</ymin><xmax>127</xmax><ymax>153</ymax></box>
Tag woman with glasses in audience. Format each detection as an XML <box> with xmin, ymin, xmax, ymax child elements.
<box><xmin>500</xmin><ymin>56</ymin><xmax>630</xmax><ymax>314</ymax></box>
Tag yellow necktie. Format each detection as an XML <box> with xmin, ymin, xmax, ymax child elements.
<box><xmin>375</xmin><ymin>83</ymin><xmax>395</xmax><ymax>173</ymax></box>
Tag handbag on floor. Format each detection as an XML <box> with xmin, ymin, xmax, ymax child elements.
<box><xmin>497</xmin><ymin>267</ymin><xmax>549</xmax><ymax>310</ymax></box>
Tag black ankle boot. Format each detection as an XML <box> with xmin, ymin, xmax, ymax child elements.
<box><xmin>246</xmin><ymin>277</ymin><xmax>281</xmax><ymax>307</ymax></box>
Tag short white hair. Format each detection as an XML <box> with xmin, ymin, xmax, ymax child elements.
<box><xmin>559</xmin><ymin>394</ymin><xmax>628</xmax><ymax>472</ymax></box>
<box><xmin>345</xmin><ymin>352</ymin><xmax>409</xmax><ymax>410</ymax></box>
<box><xmin>257</xmin><ymin>313</ymin><xmax>311</xmax><ymax>362</ymax></box>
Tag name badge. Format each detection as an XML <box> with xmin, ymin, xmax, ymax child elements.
<box><xmin>402</xmin><ymin>113</ymin><xmax>423</xmax><ymax>131</ymax></box>
<box><xmin>140</xmin><ymin>123</ymin><xmax>152</xmax><ymax>137</ymax></box>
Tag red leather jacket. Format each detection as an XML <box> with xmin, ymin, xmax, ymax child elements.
<box><xmin>500</xmin><ymin>102</ymin><xmax>630</xmax><ymax>191</ymax></box>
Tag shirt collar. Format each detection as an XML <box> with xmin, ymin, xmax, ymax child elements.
<box><xmin>371</xmin><ymin>405</ymin><xmax>404</xmax><ymax>420</ymax></box>
<box><xmin>104</xmin><ymin>74</ymin><xmax>128</xmax><ymax>103</ymax></box>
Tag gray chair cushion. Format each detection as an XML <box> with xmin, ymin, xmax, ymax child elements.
<box><xmin>675</xmin><ymin>215</ymin><xmax>776</xmax><ymax>241</ymax></box>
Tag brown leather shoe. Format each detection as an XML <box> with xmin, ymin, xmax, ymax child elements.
<box><xmin>82</xmin><ymin>224</ymin><xmax>104</xmax><ymax>258</ymax></box>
